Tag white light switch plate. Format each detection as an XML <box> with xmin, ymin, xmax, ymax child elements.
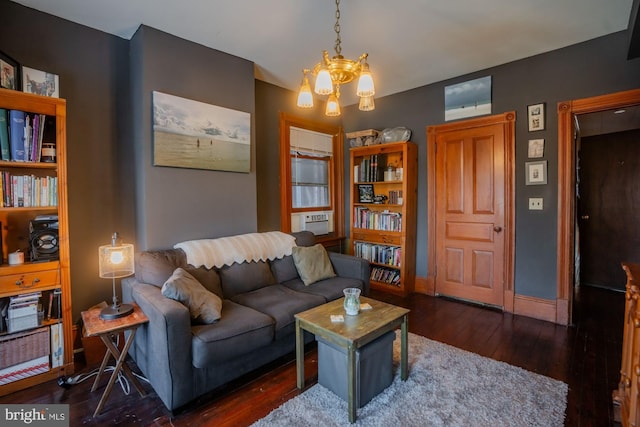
<box><xmin>529</xmin><ymin>197</ymin><xmax>543</xmax><ymax>210</ymax></box>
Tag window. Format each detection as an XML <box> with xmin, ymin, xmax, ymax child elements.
<box><xmin>280</xmin><ymin>113</ymin><xmax>344</xmax><ymax>243</ymax></box>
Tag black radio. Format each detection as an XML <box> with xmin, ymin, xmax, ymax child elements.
<box><xmin>30</xmin><ymin>215</ymin><xmax>59</xmax><ymax>262</ymax></box>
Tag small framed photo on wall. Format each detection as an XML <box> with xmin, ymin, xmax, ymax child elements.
<box><xmin>527</xmin><ymin>103</ymin><xmax>545</xmax><ymax>131</ymax></box>
<box><xmin>528</xmin><ymin>139</ymin><xmax>545</xmax><ymax>158</ymax></box>
<box><xmin>525</xmin><ymin>160</ymin><xmax>547</xmax><ymax>185</ymax></box>
<box><xmin>0</xmin><ymin>51</ymin><xmax>20</xmax><ymax>90</ymax></box>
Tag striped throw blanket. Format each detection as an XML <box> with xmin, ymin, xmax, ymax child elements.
<box><xmin>174</xmin><ymin>231</ymin><xmax>297</xmax><ymax>269</ymax></box>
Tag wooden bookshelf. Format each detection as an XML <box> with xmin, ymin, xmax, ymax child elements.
<box><xmin>349</xmin><ymin>141</ymin><xmax>417</xmax><ymax>296</ymax></box>
<box><xmin>0</xmin><ymin>88</ymin><xmax>72</xmax><ymax>396</ymax></box>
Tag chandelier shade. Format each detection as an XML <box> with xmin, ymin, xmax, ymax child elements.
<box><xmin>296</xmin><ymin>70</ymin><xmax>314</xmax><ymax>108</ymax></box>
<box><xmin>296</xmin><ymin>0</ymin><xmax>376</xmax><ymax>116</ymax></box>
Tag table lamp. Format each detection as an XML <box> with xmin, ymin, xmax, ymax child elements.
<box><xmin>98</xmin><ymin>232</ymin><xmax>135</xmax><ymax>320</ymax></box>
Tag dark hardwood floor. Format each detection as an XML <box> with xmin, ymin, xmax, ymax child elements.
<box><xmin>0</xmin><ymin>285</ymin><xmax>625</xmax><ymax>426</ymax></box>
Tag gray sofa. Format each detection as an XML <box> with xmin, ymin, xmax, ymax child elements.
<box><xmin>121</xmin><ymin>231</ymin><xmax>370</xmax><ymax>411</ymax></box>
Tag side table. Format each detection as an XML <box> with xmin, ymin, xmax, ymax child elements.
<box><xmin>81</xmin><ymin>303</ymin><xmax>149</xmax><ymax>417</ymax></box>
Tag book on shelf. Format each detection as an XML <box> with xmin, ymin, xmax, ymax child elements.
<box><xmin>0</xmin><ymin>109</ymin><xmax>9</xmax><ymax>161</ymax></box>
<box><xmin>0</xmin><ymin>171</ymin><xmax>57</xmax><ymax>208</ymax></box>
<box><xmin>353</xmin><ymin>206</ymin><xmax>402</xmax><ymax>231</ymax></box>
<box><xmin>4</xmin><ymin>109</ymin><xmax>52</xmax><ymax>163</ymax></box>
<box><xmin>357</xmin><ymin>154</ymin><xmax>386</xmax><ymax>182</ymax></box>
<box><xmin>9</xmin><ymin>110</ymin><xmax>26</xmax><ymax>161</ymax></box>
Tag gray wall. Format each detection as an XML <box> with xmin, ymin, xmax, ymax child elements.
<box><xmin>254</xmin><ymin>31</ymin><xmax>640</xmax><ymax>301</ymax></box>
<box><xmin>3</xmin><ymin>0</ymin><xmax>639</xmax><ymax>319</ymax></box>
<box><xmin>339</xmin><ymin>30</ymin><xmax>640</xmax><ymax>300</ymax></box>
<box><xmin>0</xmin><ymin>0</ymin><xmax>129</xmax><ymax>321</ymax></box>
<box><xmin>130</xmin><ymin>26</ymin><xmax>257</xmax><ymax>250</ymax></box>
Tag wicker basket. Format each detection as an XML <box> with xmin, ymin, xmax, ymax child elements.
<box><xmin>0</xmin><ymin>326</ymin><xmax>50</xmax><ymax>370</ymax></box>
<box><xmin>346</xmin><ymin>129</ymin><xmax>380</xmax><ymax>147</ymax></box>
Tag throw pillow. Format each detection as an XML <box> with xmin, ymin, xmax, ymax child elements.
<box><xmin>161</xmin><ymin>267</ymin><xmax>222</xmax><ymax>323</ymax></box>
<box><xmin>292</xmin><ymin>244</ymin><xmax>336</xmax><ymax>286</ymax></box>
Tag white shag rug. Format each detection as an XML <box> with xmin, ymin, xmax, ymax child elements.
<box><xmin>252</xmin><ymin>332</ymin><xmax>567</xmax><ymax>427</ymax></box>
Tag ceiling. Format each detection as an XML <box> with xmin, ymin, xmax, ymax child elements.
<box><xmin>10</xmin><ymin>0</ymin><xmax>635</xmax><ymax>107</ymax></box>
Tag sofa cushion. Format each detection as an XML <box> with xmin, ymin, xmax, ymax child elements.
<box><xmin>283</xmin><ymin>276</ymin><xmax>365</xmax><ymax>301</ymax></box>
<box><xmin>270</xmin><ymin>255</ymin><xmax>299</xmax><ymax>284</ymax></box>
<box><xmin>161</xmin><ymin>268</ymin><xmax>222</xmax><ymax>324</ymax></box>
<box><xmin>219</xmin><ymin>260</ymin><xmax>276</xmax><ymax>299</ymax></box>
<box><xmin>292</xmin><ymin>244</ymin><xmax>336</xmax><ymax>286</ymax></box>
<box><xmin>191</xmin><ymin>300</ymin><xmax>274</xmax><ymax>367</ymax></box>
<box><xmin>231</xmin><ymin>285</ymin><xmax>325</xmax><ymax>339</ymax></box>
<box><xmin>135</xmin><ymin>249</ymin><xmax>186</xmax><ymax>287</ymax></box>
<box><xmin>184</xmin><ymin>266</ymin><xmax>223</xmax><ymax>298</ymax></box>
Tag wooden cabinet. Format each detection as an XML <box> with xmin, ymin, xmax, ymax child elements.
<box><xmin>0</xmin><ymin>88</ymin><xmax>72</xmax><ymax>396</ymax></box>
<box><xmin>349</xmin><ymin>141</ymin><xmax>417</xmax><ymax>296</ymax></box>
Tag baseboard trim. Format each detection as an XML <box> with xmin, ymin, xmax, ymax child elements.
<box><xmin>414</xmin><ymin>275</ymin><xmax>434</xmax><ymax>295</ymax></box>
<box><xmin>513</xmin><ymin>294</ymin><xmax>557</xmax><ymax>323</ymax></box>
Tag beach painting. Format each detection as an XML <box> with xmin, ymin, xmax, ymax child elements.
<box><xmin>152</xmin><ymin>91</ymin><xmax>251</xmax><ymax>173</ymax></box>
<box><xmin>444</xmin><ymin>76</ymin><xmax>492</xmax><ymax>121</ymax></box>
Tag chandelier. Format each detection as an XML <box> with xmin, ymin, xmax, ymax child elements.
<box><xmin>296</xmin><ymin>0</ymin><xmax>375</xmax><ymax>116</ymax></box>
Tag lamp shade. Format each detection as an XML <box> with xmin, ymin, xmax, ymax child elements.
<box><xmin>356</xmin><ymin>63</ymin><xmax>375</xmax><ymax>97</ymax></box>
<box><xmin>314</xmin><ymin>68</ymin><xmax>334</xmax><ymax>95</ymax></box>
<box><xmin>296</xmin><ymin>74</ymin><xmax>314</xmax><ymax>108</ymax></box>
<box><xmin>325</xmin><ymin>92</ymin><xmax>341</xmax><ymax>116</ymax></box>
<box><xmin>98</xmin><ymin>241</ymin><xmax>134</xmax><ymax>279</ymax></box>
<box><xmin>358</xmin><ymin>95</ymin><xmax>375</xmax><ymax>112</ymax></box>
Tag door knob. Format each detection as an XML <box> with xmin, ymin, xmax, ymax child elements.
<box><xmin>493</xmin><ymin>226</ymin><xmax>502</xmax><ymax>233</ymax></box>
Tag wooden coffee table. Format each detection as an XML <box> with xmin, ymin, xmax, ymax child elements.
<box><xmin>295</xmin><ymin>296</ymin><xmax>409</xmax><ymax>423</ymax></box>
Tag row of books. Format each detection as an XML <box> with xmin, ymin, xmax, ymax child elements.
<box><xmin>388</xmin><ymin>190</ymin><xmax>403</xmax><ymax>205</ymax></box>
<box><xmin>0</xmin><ymin>109</ymin><xmax>55</xmax><ymax>163</ymax></box>
<box><xmin>353</xmin><ymin>207</ymin><xmax>402</xmax><ymax>231</ymax></box>
<box><xmin>0</xmin><ymin>172</ymin><xmax>58</xmax><ymax>208</ymax></box>
<box><xmin>354</xmin><ymin>241</ymin><xmax>402</xmax><ymax>267</ymax></box>
<box><xmin>354</xmin><ymin>154</ymin><xmax>387</xmax><ymax>182</ymax></box>
<box><xmin>370</xmin><ymin>266</ymin><xmax>401</xmax><ymax>286</ymax></box>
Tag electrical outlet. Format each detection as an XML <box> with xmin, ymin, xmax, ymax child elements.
<box><xmin>529</xmin><ymin>197</ymin><xmax>543</xmax><ymax>210</ymax></box>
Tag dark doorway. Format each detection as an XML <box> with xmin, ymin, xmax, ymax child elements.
<box><xmin>576</xmin><ymin>109</ymin><xmax>640</xmax><ymax>291</ymax></box>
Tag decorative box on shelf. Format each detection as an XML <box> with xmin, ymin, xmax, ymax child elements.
<box><xmin>0</xmin><ymin>326</ymin><xmax>50</xmax><ymax>385</ymax></box>
<box><xmin>346</xmin><ymin>129</ymin><xmax>380</xmax><ymax>147</ymax></box>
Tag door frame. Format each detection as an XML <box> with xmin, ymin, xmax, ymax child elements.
<box><xmin>557</xmin><ymin>88</ymin><xmax>640</xmax><ymax>325</ymax></box>
<box><xmin>427</xmin><ymin>112</ymin><xmax>516</xmax><ymax>312</ymax></box>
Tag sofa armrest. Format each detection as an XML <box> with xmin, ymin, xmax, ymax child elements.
<box><xmin>328</xmin><ymin>252</ymin><xmax>370</xmax><ymax>295</ymax></box>
<box><xmin>121</xmin><ymin>277</ymin><xmax>194</xmax><ymax>410</ymax></box>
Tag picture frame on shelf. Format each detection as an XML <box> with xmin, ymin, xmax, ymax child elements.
<box><xmin>358</xmin><ymin>184</ymin><xmax>374</xmax><ymax>203</ymax></box>
<box><xmin>22</xmin><ymin>66</ymin><xmax>59</xmax><ymax>98</ymax></box>
<box><xmin>528</xmin><ymin>139</ymin><xmax>544</xmax><ymax>158</ymax></box>
<box><xmin>527</xmin><ymin>103</ymin><xmax>545</xmax><ymax>131</ymax></box>
<box><xmin>0</xmin><ymin>51</ymin><xmax>20</xmax><ymax>91</ymax></box>
<box><xmin>525</xmin><ymin>160</ymin><xmax>547</xmax><ymax>185</ymax></box>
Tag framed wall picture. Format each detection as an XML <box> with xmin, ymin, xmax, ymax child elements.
<box><xmin>22</xmin><ymin>66</ymin><xmax>59</xmax><ymax>97</ymax></box>
<box><xmin>0</xmin><ymin>51</ymin><xmax>20</xmax><ymax>90</ymax></box>
<box><xmin>525</xmin><ymin>160</ymin><xmax>547</xmax><ymax>185</ymax></box>
<box><xmin>152</xmin><ymin>91</ymin><xmax>251</xmax><ymax>173</ymax></box>
<box><xmin>358</xmin><ymin>184</ymin><xmax>374</xmax><ymax>203</ymax></box>
<box><xmin>527</xmin><ymin>103</ymin><xmax>545</xmax><ymax>131</ymax></box>
<box><xmin>528</xmin><ymin>139</ymin><xmax>545</xmax><ymax>158</ymax></box>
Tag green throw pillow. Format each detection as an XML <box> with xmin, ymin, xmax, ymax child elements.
<box><xmin>292</xmin><ymin>244</ymin><xmax>336</xmax><ymax>286</ymax></box>
<box><xmin>161</xmin><ymin>267</ymin><xmax>222</xmax><ymax>323</ymax></box>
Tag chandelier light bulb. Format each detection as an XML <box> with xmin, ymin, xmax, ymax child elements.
<box><xmin>314</xmin><ymin>67</ymin><xmax>333</xmax><ymax>95</ymax></box>
<box><xmin>356</xmin><ymin>62</ymin><xmax>375</xmax><ymax>97</ymax></box>
<box><xmin>325</xmin><ymin>87</ymin><xmax>341</xmax><ymax>116</ymax></box>
<box><xmin>296</xmin><ymin>72</ymin><xmax>314</xmax><ymax>108</ymax></box>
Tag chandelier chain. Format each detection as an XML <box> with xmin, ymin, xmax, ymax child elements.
<box><xmin>334</xmin><ymin>0</ymin><xmax>341</xmax><ymax>55</ymax></box>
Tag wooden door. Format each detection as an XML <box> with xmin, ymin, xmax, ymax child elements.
<box><xmin>434</xmin><ymin>122</ymin><xmax>507</xmax><ymax>307</ymax></box>
<box><xmin>578</xmin><ymin>130</ymin><xmax>640</xmax><ymax>291</ymax></box>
